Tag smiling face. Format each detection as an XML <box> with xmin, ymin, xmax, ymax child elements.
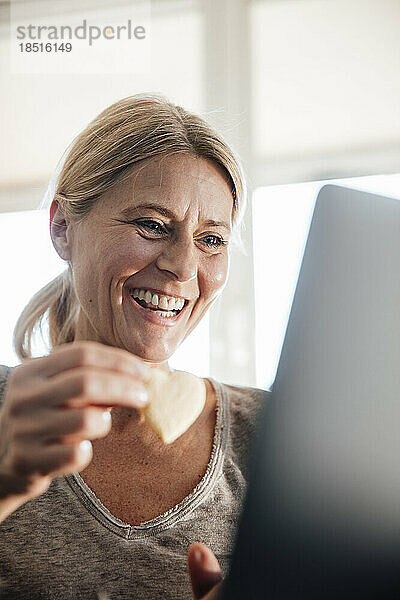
<box><xmin>50</xmin><ymin>154</ymin><xmax>234</xmax><ymax>364</ymax></box>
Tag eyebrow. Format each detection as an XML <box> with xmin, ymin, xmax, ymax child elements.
<box><xmin>119</xmin><ymin>203</ymin><xmax>232</xmax><ymax>233</ymax></box>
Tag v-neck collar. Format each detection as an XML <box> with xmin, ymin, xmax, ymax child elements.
<box><xmin>64</xmin><ymin>377</ymin><xmax>230</xmax><ymax>539</ymax></box>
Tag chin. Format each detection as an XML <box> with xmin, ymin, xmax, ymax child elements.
<box><xmin>124</xmin><ymin>338</ymin><xmax>176</xmax><ymax>364</ymax></box>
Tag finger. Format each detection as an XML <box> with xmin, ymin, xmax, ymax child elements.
<box><xmin>20</xmin><ymin>340</ymin><xmax>150</xmax><ymax>382</ymax></box>
<box><xmin>188</xmin><ymin>543</ymin><xmax>223</xmax><ymax>600</ymax></box>
<box><xmin>49</xmin><ymin>440</ymin><xmax>94</xmax><ymax>477</ymax></box>
<box><xmin>11</xmin><ymin>368</ymin><xmax>149</xmax><ymax>414</ymax></box>
<box><xmin>7</xmin><ymin>439</ymin><xmax>93</xmax><ymax>478</ymax></box>
<box><xmin>0</xmin><ymin>469</ymin><xmax>52</xmax><ymax>499</ymax></box>
<box><xmin>201</xmin><ymin>581</ymin><xmax>223</xmax><ymax>600</ymax></box>
<box><xmin>12</xmin><ymin>407</ymin><xmax>112</xmax><ymax>445</ymax></box>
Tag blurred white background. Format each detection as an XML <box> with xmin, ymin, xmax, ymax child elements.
<box><xmin>0</xmin><ymin>0</ymin><xmax>399</xmax><ymax>387</ymax></box>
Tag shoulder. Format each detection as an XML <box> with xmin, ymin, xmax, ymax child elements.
<box><xmin>0</xmin><ymin>365</ymin><xmax>13</xmax><ymax>406</ymax></box>
<box><xmin>214</xmin><ymin>380</ymin><xmax>270</xmax><ymax>468</ymax></box>
<box><xmin>220</xmin><ymin>380</ymin><xmax>269</xmax><ymax>430</ymax></box>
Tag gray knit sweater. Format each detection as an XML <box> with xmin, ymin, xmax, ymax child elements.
<box><xmin>0</xmin><ymin>364</ymin><xmax>267</xmax><ymax>600</ymax></box>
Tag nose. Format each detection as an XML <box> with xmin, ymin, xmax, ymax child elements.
<box><xmin>155</xmin><ymin>238</ymin><xmax>198</xmax><ymax>282</ymax></box>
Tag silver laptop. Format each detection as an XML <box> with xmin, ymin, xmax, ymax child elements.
<box><xmin>221</xmin><ymin>185</ymin><xmax>400</xmax><ymax>598</ymax></box>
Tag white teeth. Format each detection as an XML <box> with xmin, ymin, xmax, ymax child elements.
<box><xmin>130</xmin><ymin>288</ymin><xmax>186</xmax><ymax>312</ymax></box>
<box><xmin>154</xmin><ymin>310</ymin><xmax>175</xmax><ymax>317</ymax></box>
<box><xmin>175</xmin><ymin>298</ymin><xmax>184</xmax><ymax>310</ymax></box>
<box><xmin>159</xmin><ymin>296</ymin><xmax>169</xmax><ymax>310</ymax></box>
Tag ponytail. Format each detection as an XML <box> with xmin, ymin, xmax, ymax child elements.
<box><xmin>13</xmin><ymin>267</ymin><xmax>80</xmax><ymax>361</ymax></box>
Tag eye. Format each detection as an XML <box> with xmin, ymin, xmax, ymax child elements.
<box><xmin>131</xmin><ymin>219</ymin><xmax>167</xmax><ymax>235</ymax></box>
<box><xmin>201</xmin><ymin>235</ymin><xmax>228</xmax><ymax>250</ymax></box>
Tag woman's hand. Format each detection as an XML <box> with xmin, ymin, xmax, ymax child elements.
<box><xmin>187</xmin><ymin>543</ymin><xmax>224</xmax><ymax>600</ymax></box>
<box><xmin>0</xmin><ymin>340</ymin><xmax>149</xmax><ymax>520</ymax></box>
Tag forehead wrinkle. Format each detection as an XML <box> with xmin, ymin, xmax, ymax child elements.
<box><xmin>130</xmin><ymin>161</ymin><xmax>162</xmax><ymax>198</ymax></box>
<box><xmin>129</xmin><ymin>153</ymin><xmax>188</xmax><ymax>194</ymax></box>
<box><xmin>179</xmin><ymin>194</ymin><xmax>232</xmax><ymax>230</ymax></box>
<box><xmin>133</xmin><ymin>156</ymin><xmax>168</xmax><ymax>191</ymax></box>
<box><xmin>133</xmin><ymin>170</ymin><xmax>230</xmax><ymax>205</ymax></box>
<box><xmin>121</xmin><ymin>154</ymin><xmax>232</xmax><ymax>204</ymax></box>
<box><xmin>132</xmin><ymin>155</ymin><xmax>228</xmax><ymax>190</ymax></box>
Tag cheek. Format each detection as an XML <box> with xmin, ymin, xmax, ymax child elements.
<box><xmin>104</xmin><ymin>235</ymin><xmax>160</xmax><ymax>274</ymax></box>
<box><xmin>201</xmin><ymin>253</ymin><xmax>230</xmax><ymax>300</ymax></box>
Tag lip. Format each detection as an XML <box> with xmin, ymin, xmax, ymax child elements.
<box><xmin>127</xmin><ymin>286</ymin><xmax>190</xmax><ymax>301</ymax></box>
<box><xmin>126</xmin><ymin>289</ymin><xmax>189</xmax><ymax>327</ymax></box>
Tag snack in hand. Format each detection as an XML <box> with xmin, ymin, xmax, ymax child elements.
<box><xmin>140</xmin><ymin>368</ymin><xmax>206</xmax><ymax>444</ymax></box>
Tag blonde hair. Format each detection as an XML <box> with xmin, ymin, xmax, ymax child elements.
<box><xmin>13</xmin><ymin>93</ymin><xmax>247</xmax><ymax>361</ymax></box>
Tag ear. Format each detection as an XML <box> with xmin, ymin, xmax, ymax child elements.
<box><xmin>49</xmin><ymin>195</ymin><xmax>73</xmax><ymax>263</ymax></box>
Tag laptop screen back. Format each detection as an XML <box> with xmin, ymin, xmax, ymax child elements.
<box><xmin>222</xmin><ymin>185</ymin><xmax>400</xmax><ymax>598</ymax></box>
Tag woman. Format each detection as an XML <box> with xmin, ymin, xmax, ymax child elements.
<box><xmin>0</xmin><ymin>94</ymin><xmax>266</xmax><ymax>599</ymax></box>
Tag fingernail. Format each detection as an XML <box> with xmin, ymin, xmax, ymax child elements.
<box><xmin>194</xmin><ymin>548</ymin><xmax>203</xmax><ymax>565</ymax></box>
<box><xmin>80</xmin><ymin>440</ymin><xmax>92</xmax><ymax>454</ymax></box>
<box><xmin>193</xmin><ymin>548</ymin><xmax>203</xmax><ymax>566</ymax></box>
<box><xmin>102</xmin><ymin>411</ymin><xmax>111</xmax><ymax>423</ymax></box>
<box><xmin>136</xmin><ymin>388</ymin><xmax>149</xmax><ymax>406</ymax></box>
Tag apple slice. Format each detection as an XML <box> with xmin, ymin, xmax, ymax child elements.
<box><xmin>140</xmin><ymin>368</ymin><xmax>206</xmax><ymax>444</ymax></box>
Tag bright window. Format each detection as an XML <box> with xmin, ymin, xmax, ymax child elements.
<box><xmin>253</xmin><ymin>173</ymin><xmax>400</xmax><ymax>390</ymax></box>
<box><xmin>251</xmin><ymin>0</ymin><xmax>400</xmax><ymax>160</ymax></box>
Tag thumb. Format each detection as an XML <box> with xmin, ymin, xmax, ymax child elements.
<box><xmin>187</xmin><ymin>543</ymin><xmax>223</xmax><ymax>599</ymax></box>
